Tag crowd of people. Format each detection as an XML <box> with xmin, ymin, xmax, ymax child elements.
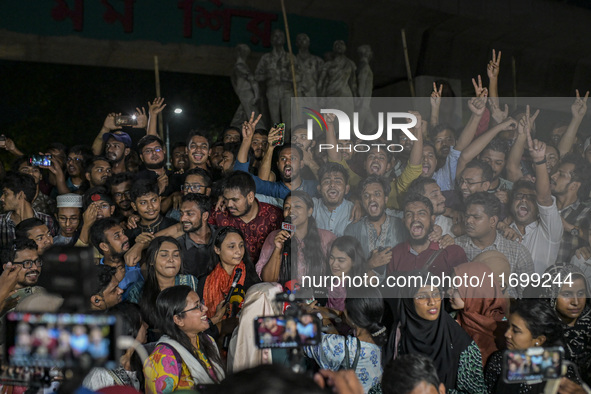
<box><xmin>0</xmin><ymin>50</ymin><xmax>591</xmax><ymax>394</ymax></box>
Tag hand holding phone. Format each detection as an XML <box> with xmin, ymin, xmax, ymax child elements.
<box><xmin>114</xmin><ymin>115</ymin><xmax>138</xmax><ymax>127</ymax></box>
<box><xmin>271</xmin><ymin>123</ymin><xmax>285</xmax><ymax>147</ymax></box>
<box><xmin>503</xmin><ymin>347</ymin><xmax>564</xmax><ymax>384</ymax></box>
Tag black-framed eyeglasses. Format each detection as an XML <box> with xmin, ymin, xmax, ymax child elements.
<box><xmin>143</xmin><ymin>147</ymin><xmax>163</xmax><ymax>155</ymax></box>
<box><xmin>178</xmin><ymin>300</ymin><xmax>204</xmax><ymax>314</ymax></box>
<box><xmin>13</xmin><ymin>258</ymin><xmax>43</xmax><ymax>269</ymax></box>
<box><xmin>181</xmin><ymin>184</ymin><xmax>204</xmax><ymax>193</ymax></box>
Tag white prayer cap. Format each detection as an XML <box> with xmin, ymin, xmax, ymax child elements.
<box><xmin>56</xmin><ymin>193</ymin><xmax>83</xmax><ymax>208</ymax></box>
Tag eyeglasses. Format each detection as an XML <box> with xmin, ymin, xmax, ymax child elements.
<box><xmin>414</xmin><ymin>291</ymin><xmax>442</xmax><ymax>304</ymax></box>
<box><xmin>113</xmin><ymin>191</ymin><xmax>131</xmax><ymax>199</ymax></box>
<box><xmin>178</xmin><ymin>300</ymin><xmax>204</xmax><ymax>314</ymax></box>
<box><xmin>143</xmin><ymin>147</ymin><xmax>163</xmax><ymax>155</ymax></box>
<box><xmin>458</xmin><ymin>178</ymin><xmax>485</xmax><ymax>187</ymax></box>
<box><xmin>514</xmin><ymin>193</ymin><xmax>536</xmax><ymax>202</ymax></box>
<box><xmin>13</xmin><ymin>258</ymin><xmax>43</xmax><ymax>269</ymax></box>
<box><xmin>94</xmin><ymin>203</ymin><xmax>111</xmax><ymax>210</ymax></box>
<box><xmin>181</xmin><ymin>184</ymin><xmax>204</xmax><ymax>193</ymax></box>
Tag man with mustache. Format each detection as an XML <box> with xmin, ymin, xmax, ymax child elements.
<box><xmin>407</xmin><ymin>177</ymin><xmax>454</xmax><ymax>237</ymax></box>
<box><xmin>455</xmin><ymin>192</ymin><xmax>534</xmax><ymax>297</ymax></box>
<box><xmin>177</xmin><ymin>193</ymin><xmax>215</xmax><ymax>280</ymax></box>
<box><xmin>89</xmin><ymin>264</ymin><xmax>125</xmax><ymax>311</ymax></box>
<box><xmin>387</xmin><ymin>194</ymin><xmax>466</xmax><ymax>276</ymax></box>
<box><xmin>84</xmin><ymin>156</ymin><xmax>112</xmax><ymax>189</ymax></box>
<box><xmin>312</xmin><ymin>162</ymin><xmax>353</xmax><ymax>237</ymax></box>
<box><xmin>343</xmin><ymin>176</ymin><xmax>406</xmax><ymax>270</ymax></box>
<box><xmin>507</xmin><ymin>134</ymin><xmax>562</xmax><ymax>274</ymax></box>
<box><xmin>171</xmin><ymin>142</ymin><xmax>189</xmax><ymax>174</ymax></box>
<box><xmin>15</xmin><ymin>218</ymin><xmax>54</xmax><ymax>255</ymax></box>
<box><xmin>107</xmin><ymin>172</ymin><xmax>134</xmax><ymax>220</ymax></box>
<box><xmin>550</xmin><ymin>154</ymin><xmax>591</xmax><ymax>264</ymax></box>
<box><xmin>249</xmin><ymin>129</ymin><xmax>268</xmax><ymax>175</ymax></box>
<box><xmin>90</xmin><ymin>217</ymin><xmax>141</xmax><ymax>301</ymax></box>
<box><xmin>234</xmin><ymin>123</ymin><xmax>318</xmax><ymax>199</ymax></box>
<box><xmin>101</xmin><ymin>131</ymin><xmax>131</xmax><ymax>175</ymax></box>
<box><xmin>0</xmin><ymin>238</ymin><xmax>44</xmax><ymax>315</ymax></box>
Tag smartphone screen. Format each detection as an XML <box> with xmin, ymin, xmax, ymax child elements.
<box><xmin>254</xmin><ymin>314</ymin><xmax>320</xmax><ymax>349</ymax></box>
<box><xmin>502</xmin><ymin>347</ymin><xmax>563</xmax><ymax>383</ymax></box>
<box><xmin>29</xmin><ymin>155</ymin><xmax>52</xmax><ymax>167</ymax></box>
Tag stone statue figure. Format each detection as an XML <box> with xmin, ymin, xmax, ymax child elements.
<box><xmin>255</xmin><ymin>29</ymin><xmax>294</xmax><ymax>127</ymax></box>
<box><xmin>319</xmin><ymin>40</ymin><xmax>357</xmax><ymax>115</ymax></box>
<box><xmin>356</xmin><ymin>45</ymin><xmax>376</xmax><ymax>131</ymax></box>
<box><xmin>295</xmin><ymin>33</ymin><xmax>324</xmax><ymax>99</ymax></box>
<box><xmin>231</xmin><ymin>44</ymin><xmax>262</xmax><ymax>127</ymax></box>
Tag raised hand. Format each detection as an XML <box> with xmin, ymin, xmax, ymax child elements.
<box><xmin>103</xmin><ymin>113</ymin><xmax>120</xmax><ymax>130</ymax></box>
<box><xmin>133</xmin><ymin>107</ymin><xmax>148</xmax><ymax>128</ymax></box>
<box><xmin>489</xmin><ymin>101</ymin><xmax>509</xmax><ymax>124</ymax></box>
<box><xmin>241</xmin><ymin>111</ymin><xmax>262</xmax><ymax>140</ymax></box>
<box><xmin>468</xmin><ymin>95</ymin><xmax>488</xmax><ymax>116</ymax></box>
<box><xmin>487</xmin><ymin>49</ymin><xmax>501</xmax><ymax>80</ymax></box>
<box><xmin>430</xmin><ymin>82</ymin><xmax>443</xmax><ymax>108</ymax></box>
<box><xmin>148</xmin><ymin>97</ymin><xmax>167</xmax><ymax>115</ymax></box>
<box><xmin>524</xmin><ymin>106</ymin><xmax>546</xmax><ymax>162</ymax></box>
<box><xmin>471</xmin><ymin>75</ymin><xmax>488</xmax><ymax>98</ymax></box>
<box><xmin>267</xmin><ymin>125</ymin><xmax>283</xmax><ymax>147</ymax></box>
<box><xmin>571</xmin><ymin>89</ymin><xmax>589</xmax><ymax>119</ymax></box>
<box><xmin>324</xmin><ymin>113</ymin><xmax>336</xmax><ymax>124</ymax></box>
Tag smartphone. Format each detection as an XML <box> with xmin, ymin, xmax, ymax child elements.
<box><xmin>114</xmin><ymin>115</ymin><xmax>138</xmax><ymax>127</ymax></box>
<box><xmin>272</xmin><ymin>123</ymin><xmax>285</xmax><ymax>147</ymax></box>
<box><xmin>29</xmin><ymin>155</ymin><xmax>52</xmax><ymax>167</ymax></box>
<box><xmin>502</xmin><ymin>347</ymin><xmax>564</xmax><ymax>383</ymax></box>
<box><xmin>254</xmin><ymin>314</ymin><xmax>320</xmax><ymax>349</ymax></box>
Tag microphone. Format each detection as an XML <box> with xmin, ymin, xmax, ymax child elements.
<box><xmin>281</xmin><ymin>216</ymin><xmax>295</xmax><ymax>233</ymax></box>
<box><xmin>224</xmin><ymin>267</ymin><xmax>243</xmax><ymax>305</ymax></box>
<box><xmin>279</xmin><ymin>217</ymin><xmax>294</xmax><ymax>285</ymax></box>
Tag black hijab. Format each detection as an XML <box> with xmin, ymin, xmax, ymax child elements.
<box><xmin>385</xmin><ymin>271</ymin><xmax>473</xmax><ymax>390</ymax></box>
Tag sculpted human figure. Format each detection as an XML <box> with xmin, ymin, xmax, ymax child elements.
<box><xmin>255</xmin><ymin>30</ymin><xmax>293</xmax><ymax>126</ymax></box>
<box><xmin>295</xmin><ymin>33</ymin><xmax>324</xmax><ymax>100</ymax></box>
<box><xmin>231</xmin><ymin>44</ymin><xmax>262</xmax><ymax>127</ymax></box>
<box><xmin>356</xmin><ymin>45</ymin><xmax>376</xmax><ymax>131</ymax></box>
<box><xmin>319</xmin><ymin>40</ymin><xmax>357</xmax><ymax>115</ymax></box>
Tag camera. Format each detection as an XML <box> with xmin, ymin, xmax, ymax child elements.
<box><xmin>503</xmin><ymin>347</ymin><xmax>564</xmax><ymax>384</ymax></box>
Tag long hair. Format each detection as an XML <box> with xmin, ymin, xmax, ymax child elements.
<box><xmin>288</xmin><ymin>191</ymin><xmax>326</xmax><ymax>278</ymax></box>
<box><xmin>511</xmin><ymin>299</ymin><xmax>564</xmax><ymax>347</ymax></box>
<box><xmin>108</xmin><ymin>302</ymin><xmax>145</xmax><ymax>391</ymax></box>
<box><xmin>139</xmin><ymin>236</ymin><xmax>182</xmax><ymax>329</ymax></box>
<box><xmin>208</xmin><ymin>226</ymin><xmax>260</xmax><ymax>288</ymax></box>
<box><xmin>327</xmin><ymin>236</ymin><xmax>368</xmax><ymax>278</ymax></box>
<box><xmin>155</xmin><ymin>285</ymin><xmax>223</xmax><ymax>381</ymax></box>
<box><xmin>345</xmin><ymin>287</ymin><xmax>387</xmax><ymax>346</ymax></box>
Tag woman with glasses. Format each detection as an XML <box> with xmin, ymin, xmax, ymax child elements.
<box><xmin>541</xmin><ymin>263</ymin><xmax>591</xmax><ymax>386</ymax></box>
<box><xmin>385</xmin><ymin>272</ymin><xmax>485</xmax><ymax>393</ymax></box>
<box><xmin>127</xmin><ymin>237</ymin><xmax>224</xmax><ymax>339</ymax></box>
<box><xmin>144</xmin><ymin>285</ymin><xmax>225</xmax><ymax>392</ymax></box>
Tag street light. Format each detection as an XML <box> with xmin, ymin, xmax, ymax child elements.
<box><xmin>166</xmin><ymin>108</ymin><xmax>183</xmax><ymax>169</ymax></box>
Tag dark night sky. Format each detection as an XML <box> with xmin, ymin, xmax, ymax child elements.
<box><xmin>0</xmin><ymin>59</ymin><xmax>239</xmax><ymax>166</ymax></box>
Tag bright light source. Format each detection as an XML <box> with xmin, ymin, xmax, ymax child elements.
<box><xmin>174</xmin><ymin>108</ymin><xmax>183</xmax><ymax>114</ymax></box>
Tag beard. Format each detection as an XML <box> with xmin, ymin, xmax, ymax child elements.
<box><xmin>144</xmin><ymin>158</ymin><xmax>165</xmax><ymax>169</ymax></box>
<box><xmin>184</xmin><ymin>220</ymin><xmax>203</xmax><ymax>233</ymax></box>
<box><xmin>236</xmin><ymin>201</ymin><xmax>252</xmax><ymax>218</ymax></box>
<box><xmin>409</xmin><ymin>223</ymin><xmax>432</xmax><ymax>246</ymax></box>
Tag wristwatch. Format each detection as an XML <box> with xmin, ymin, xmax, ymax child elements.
<box><xmin>571</xmin><ymin>226</ymin><xmax>580</xmax><ymax>237</ymax></box>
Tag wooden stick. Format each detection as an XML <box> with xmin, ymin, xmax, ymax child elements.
<box><xmin>401</xmin><ymin>29</ymin><xmax>415</xmax><ymax>97</ymax></box>
<box><xmin>280</xmin><ymin>0</ymin><xmax>300</xmax><ymax>123</ymax></box>
<box><xmin>512</xmin><ymin>55</ymin><xmax>517</xmax><ymax>110</ymax></box>
<box><xmin>154</xmin><ymin>55</ymin><xmax>164</xmax><ymax>140</ymax></box>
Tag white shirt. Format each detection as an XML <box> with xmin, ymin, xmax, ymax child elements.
<box><xmin>436</xmin><ymin>215</ymin><xmax>454</xmax><ymax>237</ymax></box>
<box><xmin>510</xmin><ymin>196</ymin><xmax>563</xmax><ymax>274</ymax></box>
